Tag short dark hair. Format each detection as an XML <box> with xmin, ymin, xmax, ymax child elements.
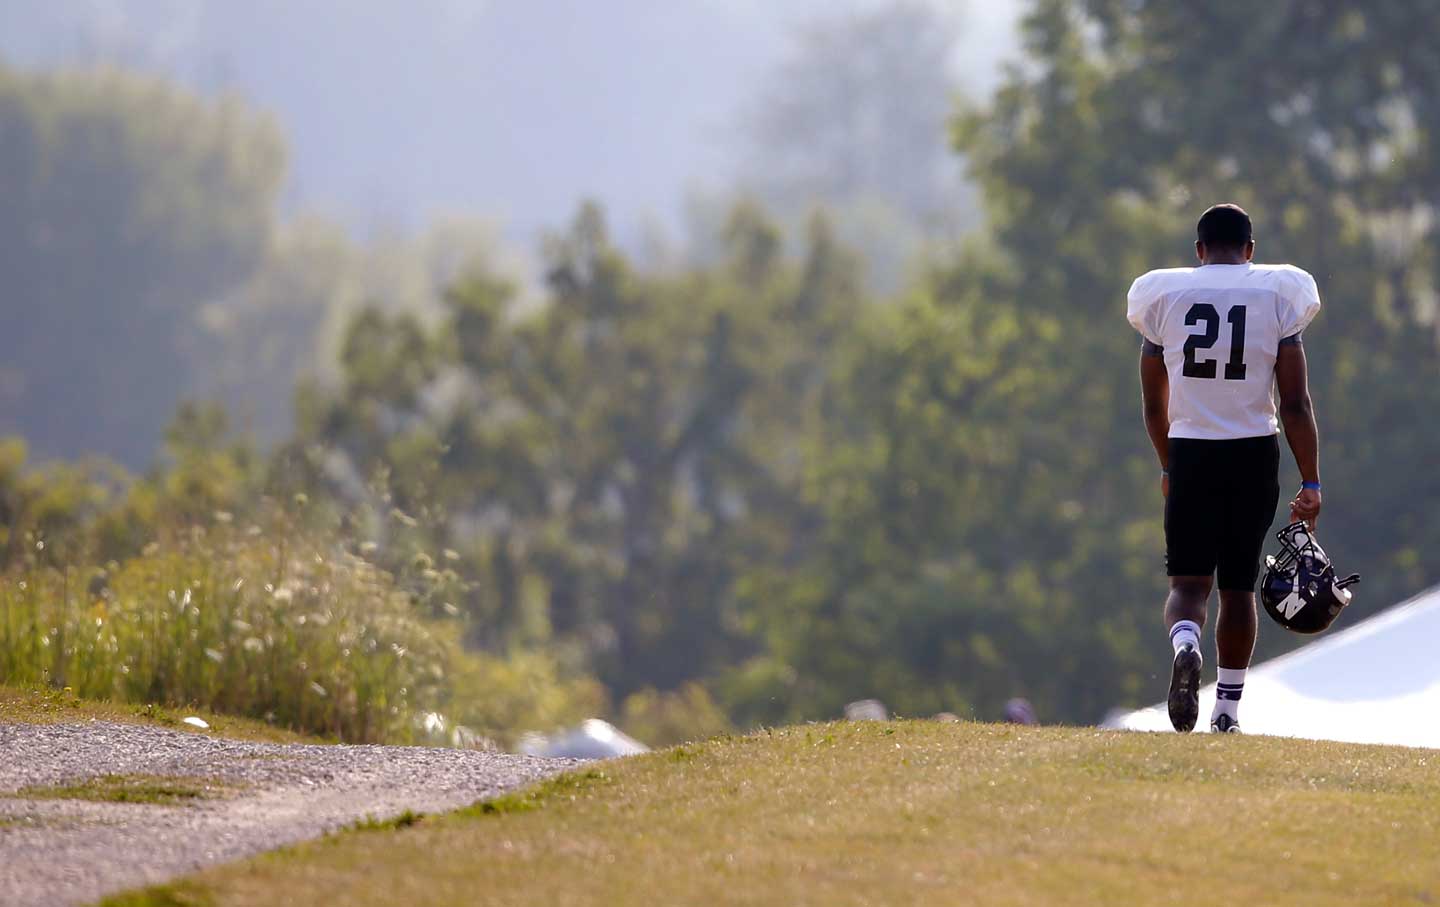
<box><xmin>1197</xmin><ymin>204</ymin><xmax>1253</xmax><ymax>249</ymax></box>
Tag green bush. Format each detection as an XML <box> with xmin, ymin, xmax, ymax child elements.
<box><xmin>619</xmin><ymin>683</ymin><xmax>733</xmax><ymax>747</ymax></box>
<box><xmin>0</xmin><ymin>520</ymin><xmax>451</xmax><ymax>742</ymax></box>
<box><xmin>442</xmin><ymin>647</ymin><xmax>608</xmax><ymax>749</ymax></box>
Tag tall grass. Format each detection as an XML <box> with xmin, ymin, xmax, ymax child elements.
<box><xmin>0</xmin><ymin>522</ymin><xmax>452</xmax><ymax>742</ymax></box>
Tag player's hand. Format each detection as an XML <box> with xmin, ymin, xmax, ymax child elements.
<box><xmin>1290</xmin><ymin>486</ymin><xmax>1321</xmax><ymax>529</ymax></box>
<box><xmin>1161</xmin><ymin>473</ymin><xmax>1170</xmax><ymax>499</ymax></box>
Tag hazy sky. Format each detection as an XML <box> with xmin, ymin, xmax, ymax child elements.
<box><xmin>0</xmin><ymin>1</ymin><xmax>1021</xmax><ymax>246</ymax></box>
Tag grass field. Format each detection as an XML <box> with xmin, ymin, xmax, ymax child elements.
<box><xmin>0</xmin><ymin>684</ymin><xmax>317</xmax><ymax>744</ymax></box>
<box><xmin>102</xmin><ymin>720</ymin><xmax>1440</xmax><ymax>907</ymax></box>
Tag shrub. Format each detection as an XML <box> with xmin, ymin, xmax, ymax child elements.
<box><xmin>442</xmin><ymin>647</ymin><xmax>608</xmax><ymax>748</ymax></box>
<box><xmin>0</xmin><ymin>520</ymin><xmax>450</xmax><ymax>742</ymax></box>
<box><xmin>619</xmin><ymin>683</ymin><xmax>733</xmax><ymax>747</ymax></box>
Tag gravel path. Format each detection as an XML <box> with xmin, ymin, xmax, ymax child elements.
<box><xmin>0</xmin><ymin>721</ymin><xmax>576</xmax><ymax>906</ymax></box>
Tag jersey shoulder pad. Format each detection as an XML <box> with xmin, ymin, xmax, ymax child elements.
<box><xmin>1256</xmin><ymin>263</ymin><xmax>1321</xmax><ymax>334</ymax></box>
<box><xmin>1128</xmin><ymin>267</ymin><xmax>1191</xmax><ymax>303</ymax></box>
<box><xmin>1127</xmin><ymin>268</ymin><xmax>1190</xmax><ymax>343</ymax></box>
<box><xmin>1250</xmin><ymin>262</ymin><xmax>1310</xmax><ymax>276</ymax></box>
<box><xmin>1251</xmin><ymin>263</ymin><xmax>1317</xmax><ymax>289</ymax></box>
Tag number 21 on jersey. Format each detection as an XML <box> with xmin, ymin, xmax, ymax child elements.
<box><xmin>1182</xmin><ymin>302</ymin><xmax>1247</xmax><ymax>381</ymax></box>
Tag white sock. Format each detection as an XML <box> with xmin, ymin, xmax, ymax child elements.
<box><xmin>1169</xmin><ymin>620</ymin><xmax>1201</xmax><ymax>655</ymax></box>
<box><xmin>1213</xmin><ymin>666</ymin><xmax>1246</xmax><ymax>721</ymax></box>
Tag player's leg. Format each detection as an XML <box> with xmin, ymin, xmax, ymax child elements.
<box><xmin>1210</xmin><ymin>436</ymin><xmax>1282</xmax><ymax>733</ymax></box>
<box><xmin>1212</xmin><ymin>589</ymin><xmax>1257</xmax><ymax>732</ymax></box>
<box><xmin>1214</xmin><ymin>590</ymin><xmax>1257</xmax><ymax>672</ymax></box>
<box><xmin>1165</xmin><ymin>577</ymin><xmax>1211</xmax><ymax>632</ymax></box>
<box><xmin>1163</xmin><ymin>439</ymin><xmax>1219</xmax><ymax>733</ymax></box>
<box><xmin>1165</xmin><ymin>575</ymin><xmax>1211</xmax><ymax>733</ymax></box>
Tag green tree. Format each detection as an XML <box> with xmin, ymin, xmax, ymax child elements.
<box><xmin>960</xmin><ymin>0</ymin><xmax>1440</xmax><ymax>622</ymax></box>
<box><xmin>732</xmin><ymin>0</ymin><xmax>1440</xmax><ymax>726</ymax></box>
<box><xmin>0</xmin><ymin>64</ymin><xmax>286</xmax><ymax>466</ymax></box>
<box><xmin>737</xmin><ymin>2</ymin><xmax>977</xmax><ymax>291</ymax></box>
<box><xmin>742</xmin><ymin>2</ymin><xmax>964</xmax><ymax>226</ymax></box>
<box><xmin>294</xmin><ymin>203</ymin><xmax>862</xmax><ymax>701</ymax></box>
<box><xmin>196</xmin><ymin>216</ymin><xmax>520</xmax><ymax>445</ymax></box>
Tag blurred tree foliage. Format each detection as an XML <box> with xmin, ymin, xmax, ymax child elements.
<box><xmin>743</xmin><ymin>1</ymin><xmax>963</xmax><ymax>227</ymax></box>
<box><xmin>0</xmin><ymin>62</ymin><xmax>514</xmax><ymax>466</ymax></box>
<box><xmin>195</xmin><ymin>216</ymin><xmax>524</xmax><ymax>445</ymax></box>
<box><xmin>0</xmin><ymin>64</ymin><xmax>285</xmax><ymax>466</ymax></box>
<box><xmin>288</xmin><ymin>202</ymin><xmax>862</xmax><ymax>705</ymax></box>
<box><xmin>738</xmin><ymin>2</ymin><xmax>976</xmax><ymax>292</ymax></box>
<box><xmin>5</xmin><ymin>1</ymin><xmax>1440</xmax><ymax>738</ymax></box>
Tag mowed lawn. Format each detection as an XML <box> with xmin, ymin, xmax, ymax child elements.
<box><xmin>109</xmin><ymin>721</ymin><xmax>1440</xmax><ymax>907</ymax></box>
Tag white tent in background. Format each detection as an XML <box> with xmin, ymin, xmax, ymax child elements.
<box><xmin>518</xmin><ymin>719</ymin><xmax>649</xmax><ymax>760</ymax></box>
<box><xmin>1111</xmin><ymin>584</ymin><xmax>1440</xmax><ymax>748</ymax></box>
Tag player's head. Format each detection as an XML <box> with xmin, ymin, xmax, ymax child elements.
<box><xmin>1195</xmin><ymin>203</ymin><xmax>1254</xmax><ymax>263</ymax></box>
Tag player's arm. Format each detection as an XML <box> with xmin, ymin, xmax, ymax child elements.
<box><xmin>1275</xmin><ymin>335</ymin><xmax>1321</xmax><ymax>526</ymax></box>
<box><xmin>1139</xmin><ymin>340</ymin><xmax>1169</xmax><ymax>495</ymax></box>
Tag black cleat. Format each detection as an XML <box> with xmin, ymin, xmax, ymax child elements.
<box><xmin>1167</xmin><ymin>643</ymin><xmax>1202</xmax><ymax>733</ymax></box>
<box><xmin>1210</xmin><ymin>713</ymin><xmax>1241</xmax><ymax>734</ymax></box>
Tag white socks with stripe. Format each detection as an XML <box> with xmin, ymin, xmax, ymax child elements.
<box><xmin>1169</xmin><ymin>620</ymin><xmax>1201</xmax><ymax>655</ymax></box>
<box><xmin>1168</xmin><ymin>621</ymin><xmax>1247</xmax><ymax>723</ymax></box>
<box><xmin>1213</xmin><ymin>666</ymin><xmax>1246</xmax><ymax>722</ymax></box>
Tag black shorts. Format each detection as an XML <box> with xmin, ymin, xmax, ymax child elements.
<box><xmin>1165</xmin><ymin>435</ymin><xmax>1281</xmax><ymax>591</ymax></box>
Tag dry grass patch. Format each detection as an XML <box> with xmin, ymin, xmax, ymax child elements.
<box><xmin>19</xmin><ymin>774</ymin><xmax>238</xmax><ymax>805</ymax></box>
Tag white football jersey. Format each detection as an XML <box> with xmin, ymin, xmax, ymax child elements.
<box><xmin>1127</xmin><ymin>263</ymin><xmax>1321</xmax><ymax>440</ymax></box>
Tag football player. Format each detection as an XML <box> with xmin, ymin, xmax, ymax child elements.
<box><xmin>1127</xmin><ymin>204</ymin><xmax>1323</xmax><ymax>734</ymax></box>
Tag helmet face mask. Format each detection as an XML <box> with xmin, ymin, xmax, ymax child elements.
<box><xmin>1260</xmin><ymin>522</ymin><xmax>1360</xmax><ymax>634</ymax></box>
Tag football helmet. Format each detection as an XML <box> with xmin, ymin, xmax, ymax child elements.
<box><xmin>1260</xmin><ymin>521</ymin><xmax>1360</xmax><ymax>634</ymax></box>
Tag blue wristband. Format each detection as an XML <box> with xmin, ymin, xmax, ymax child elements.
<box><xmin>1301</xmin><ymin>481</ymin><xmax>1322</xmax><ymax>491</ymax></box>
